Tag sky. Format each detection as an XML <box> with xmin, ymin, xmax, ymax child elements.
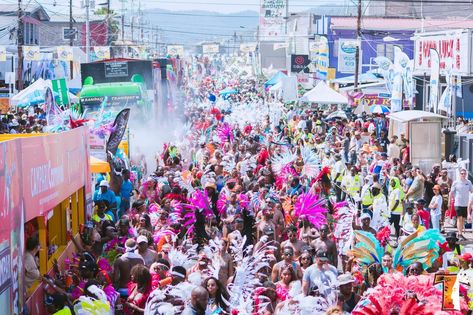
<box><xmin>27</xmin><ymin>0</ymin><xmax>347</xmax><ymax>15</ymax></box>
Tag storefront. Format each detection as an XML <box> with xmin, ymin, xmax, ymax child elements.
<box><xmin>0</xmin><ymin>127</ymin><xmax>91</xmax><ymax>314</ymax></box>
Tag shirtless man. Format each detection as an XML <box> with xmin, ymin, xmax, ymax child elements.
<box><xmin>281</xmin><ymin>225</ymin><xmax>305</xmax><ymax>258</ymax></box>
<box><xmin>272</xmin><ymin>202</ymin><xmax>285</xmax><ymax>242</ymax></box>
<box><xmin>311</xmin><ymin>224</ymin><xmax>338</xmax><ymax>267</ymax></box>
<box><xmin>113</xmin><ymin>239</ymin><xmax>145</xmax><ymax>291</ymax></box>
<box><xmin>228</xmin><ymin>217</ymin><xmax>245</xmax><ymax>244</ymax></box>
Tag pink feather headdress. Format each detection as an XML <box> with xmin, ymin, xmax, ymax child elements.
<box><xmin>217</xmin><ymin>122</ymin><xmax>234</xmax><ymax>144</ymax></box>
<box><xmin>293</xmin><ymin>192</ymin><xmax>327</xmax><ymax>228</ymax></box>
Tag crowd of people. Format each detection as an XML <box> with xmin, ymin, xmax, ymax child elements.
<box><xmin>0</xmin><ymin>106</ymin><xmax>46</xmax><ymax>134</ymax></box>
<box><xmin>29</xmin><ymin>62</ymin><xmax>473</xmax><ymax>315</ymax></box>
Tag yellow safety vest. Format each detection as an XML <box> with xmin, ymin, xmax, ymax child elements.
<box><xmin>346</xmin><ymin>175</ymin><xmax>361</xmax><ymax>196</ymax></box>
<box><xmin>361</xmin><ymin>187</ymin><xmax>373</xmax><ymax>206</ymax></box>
<box><xmin>389</xmin><ymin>188</ymin><xmax>403</xmax><ymax>214</ymax></box>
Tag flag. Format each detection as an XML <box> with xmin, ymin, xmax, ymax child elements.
<box><xmin>0</xmin><ymin>46</ymin><xmax>6</xmax><ymax>62</ymax></box>
<box><xmin>57</xmin><ymin>46</ymin><xmax>73</xmax><ymax>61</ymax></box>
<box><xmin>374</xmin><ymin>56</ymin><xmax>393</xmax><ymax>92</ymax></box>
<box><xmin>429</xmin><ymin>49</ymin><xmax>440</xmax><ymax>112</ymax></box>
<box><xmin>23</xmin><ymin>46</ymin><xmax>40</xmax><ymax>61</ymax></box>
<box><xmin>93</xmin><ymin>46</ymin><xmax>110</xmax><ymax>60</ymax></box>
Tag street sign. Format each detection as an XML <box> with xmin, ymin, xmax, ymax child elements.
<box><xmin>291</xmin><ymin>54</ymin><xmax>310</xmax><ymax>73</ymax></box>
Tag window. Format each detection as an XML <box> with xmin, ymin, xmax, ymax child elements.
<box><xmin>376</xmin><ymin>43</ymin><xmax>385</xmax><ymax>57</ymax></box>
<box><xmin>63</xmin><ymin>27</ymin><xmax>77</xmax><ymax>41</ymax></box>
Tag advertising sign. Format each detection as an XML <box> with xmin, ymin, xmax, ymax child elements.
<box><xmin>56</xmin><ymin>46</ymin><xmax>73</xmax><ymax>61</ymax></box>
<box><xmin>93</xmin><ymin>46</ymin><xmax>110</xmax><ymax>60</ymax></box>
<box><xmin>414</xmin><ymin>31</ymin><xmax>470</xmax><ymax>74</ymax></box>
<box><xmin>338</xmin><ymin>39</ymin><xmax>359</xmax><ymax>74</ymax></box>
<box><xmin>51</xmin><ymin>78</ymin><xmax>70</xmax><ymax>106</ymax></box>
<box><xmin>0</xmin><ymin>46</ymin><xmax>6</xmax><ymax>62</ymax></box>
<box><xmin>167</xmin><ymin>45</ymin><xmax>184</xmax><ymax>57</ymax></box>
<box><xmin>429</xmin><ymin>48</ymin><xmax>440</xmax><ymax>112</ymax></box>
<box><xmin>104</xmin><ymin>62</ymin><xmax>129</xmax><ymax>78</ymax></box>
<box><xmin>291</xmin><ymin>54</ymin><xmax>310</xmax><ymax>73</ymax></box>
<box><xmin>21</xmin><ymin>128</ymin><xmax>89</xmax><ymax>221</ymax></box>
<box><xmin>202</xmin><ymin>44</ymin><xmax>219</xmax><ymax>54</ymax></box>
<box><xmin>240</xmin><ymin>43</ymin><xmax>257</xmax><ymax>53</ymax></box>
<box><xmin>259</xmin><ymin>0</ymin><xmax>286</xmax><ymax>41</ymax></box>
<box><xmin>23</xmin><ymin>46</ymin><xmax>40</xmax><ymax>61</ymax></box>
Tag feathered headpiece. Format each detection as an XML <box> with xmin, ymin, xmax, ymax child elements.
<box><xmin>293</xmin><ymin>193</ymin><xmax>327</xmax><ymax>228</ymax></box>
<box><xmin>217</xmin><ymin>122</ymin><xmax>234</xmax><ymax>144</ymax></box>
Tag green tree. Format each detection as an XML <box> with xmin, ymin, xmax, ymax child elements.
<box><xmin>94</xmin><ymin>7</ymin><xmax>119</xmax><ymax>44</ymax></box>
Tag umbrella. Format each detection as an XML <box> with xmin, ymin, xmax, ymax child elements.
<box><xmin>326</xmin><ymin>110</ymin><xmax>348</xmax><ymax>120</ymax></box>
<box><xmin>370</xmin><ymin>105</ymin><xmax>390</xmax><ymax>114</ymax></box>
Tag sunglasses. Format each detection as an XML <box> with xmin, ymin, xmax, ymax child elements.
<box><xmin>301</xmin><ymin>257</ymin><xmax>310</xmax><ymax>260</ymax></box>
<box><xmin>283</xmin><ymin>252</ymin><xmax>294</xmax><ymax>256</ymax></box>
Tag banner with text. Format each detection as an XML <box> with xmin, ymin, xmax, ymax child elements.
<box><xmin>202</xmin><ymin>44</ymin><xmax>219</xmax><ymax>54</ymax></box>
<box><xmin>338</xmin><ymin>39</ymin><xmax>359</xmax><ymax>74</ymax></box>
<box><xmin>56</xmin><ymin>46</ymin><xmax>73</xmax><ymax>61</ymax></box>
<box><xmin>23</xmin><ymin>46</ymin><xmax>40</xmax><ymax>61</ymax></box>
<box><xmin>167</xmin><ymin>45</ymin><xmax>185</xmax><ymax>57</ymax></box>
<box><xmin>259</xmin><ymin>0</ymin><xmax>286</xmax><ymax>41</ymax></box>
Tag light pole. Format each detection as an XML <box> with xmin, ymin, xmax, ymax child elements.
<box><xmin>85</xmin><ymin>0</ymin><xmax>90</xmax><ymax>62</ymax></box>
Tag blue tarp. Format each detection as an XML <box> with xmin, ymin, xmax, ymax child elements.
<box><xmin>264</xmin><ymin>71</ymin><xmax>288</xmax><ymax>88</ymax></box>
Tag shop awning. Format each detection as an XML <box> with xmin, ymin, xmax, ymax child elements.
<box><xmin>90</xmin><ymin>156</ymin><xmax>110</xmax><ymax>173</ymax></box>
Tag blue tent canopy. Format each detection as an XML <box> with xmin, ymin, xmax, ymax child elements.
<box><xmin>264</xmin><ymin>71</ymin><xmax>288</xmax><ymax>88</ymax></box>
<box><xmin>219</xmin><ymin>87</ymin><xmax>238</xmax><ymax>95</ymax></box>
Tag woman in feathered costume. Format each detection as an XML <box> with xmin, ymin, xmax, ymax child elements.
<box><xmin>352</xmin><ymin>273</ymin><xmax>467</xmax><ymax>315</ymax></box>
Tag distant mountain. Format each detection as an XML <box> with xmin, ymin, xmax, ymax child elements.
<box><xmin>144</xmin><ymin>9</ymin><xmax>259</xmax><ymax>48</ymax></box>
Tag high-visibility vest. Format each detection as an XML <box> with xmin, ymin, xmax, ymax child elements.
<box><xmin>389</xmin><ymin>188</ymin><xmax>403</xmax><ymax>214</ymax></box>
<box><xmin>361</xmin><ymin>187</ymin><xmax>373</xmax><ymax>206</ymax></box>
<box><xmin>347</xmin><ymin>175</ymin><xmax>361</xmax><ymax>195</ymax></box>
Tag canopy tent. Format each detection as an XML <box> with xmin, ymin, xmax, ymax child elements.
<box><xmin>264</xmin><ymin>71</ymin><xmax>287</xmax><ymax>88</ymax></box>
<box><xmin>90</xmin><ymin>156</ymin><xmax>110</xmax><ymax>173</ymax></box>
<box><xmin>299</xmin><ymin>81</ymin><xmax>348</xmax><ymax>104</ymax></box>
<box><xmin>388</xmin><ymin>110</ymin><xmax>447</xmax><ymax>123</ymax></box>
<box><xmin>269</xmin><ymin>81</ymin><xmax>283</xmax><ymax>91</ymax></box>
<box><xmin>332</xmin><ymin>72</ymin><xmax>383</xmax><ymax>85</ymax></box>
<box><xmin>10</xmin><ymin>78</ymin><xmax>79</xmax><ymax>107</ymax></box>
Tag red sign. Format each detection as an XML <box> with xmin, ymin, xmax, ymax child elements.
<box><xmin>21</xmin><ymin>128</ymin><xmax>90</xmax><ymax>221</ymax></box>
<box><xmin>414</xmin><ymin>32</ymin><xmax>470</xmax><ymax>74</ymax></box>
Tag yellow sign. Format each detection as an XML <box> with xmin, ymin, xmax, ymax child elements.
<box><xmin>57</xmin><ymin>46</ymin><xmax>73</xmax><ymax>61</ymax></box>
<box><xmin>93</xmin><ymin>46</ymin><xmax>110</xmax><ymax>60</ymax></box>
<box><xmin>240</xmin><ymin>43</ymin><xmax>257</xmax><ymax>53</ymax></box>
<box><xmin>0</xmin><ymin>46</ymin><xmax>6</xmax><ymax>62</ymax></box>
<box><xmin>23</xmin><ymin>46</ymin><xmax>40</xmax><ymax>61</ymax></box>
<box><xmin>167</xmin><ymin>45</ymin><xmax>184</xmax><ymax>56</ymax></box>
<box><xmin>202</xmin><ymin>44</ymin><xmax>219</xmax><ymax>54</ymax></box>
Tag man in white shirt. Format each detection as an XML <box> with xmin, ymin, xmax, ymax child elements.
<box><xmin>450</xmin><ymin>169</ymin><xmax>473</xmax><ymax>240</ymax></box>
<box><xmin>387</xmin><ymin>138</ymin><xmax>401</xmax><ymax>162</ymax></box>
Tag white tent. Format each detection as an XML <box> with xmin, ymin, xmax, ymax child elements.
<box><xmin>10</xmin><ymin>78</ymin><xmax>79</xmax><ymax>106</ymax></box>
<box><xmin>299</xmin><ymin>81</ymin><xmax>348</xmax><ymax>104</ymax></box>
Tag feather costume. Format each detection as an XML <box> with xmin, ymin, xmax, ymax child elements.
<box><xmin>293</xmin><ymin>193</ymin><xmax>327</xmax><ymax>229</ymax></box>
<box><xmin>217</xmin><ymin>122</ymin><xmax>234</xmax><ymax>144</ymax></box>
<box><xmin>352</xmin><ymin>273</ymin><xmax>466</xmax><ymax>315</ymax></box>
<box><xmin>299</xmin><ymin>146</ymin><xmax>320</xmax><ymax>179</ymax></box>
<box><xmin>271</xmin><ymin>151</ymin><xmax>296</xmax><ymax>176</ymax></box>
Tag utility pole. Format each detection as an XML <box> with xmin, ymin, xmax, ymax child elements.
<box><xmin>17</xmin><ymin>0</ymin><xmax>24</xmax><ymax>91</ymax></box>
<box><xmin>69</xmin><ymin>0</ymin><xmax>74</xmax><ymax>79</ymax></box>
<box><xmin>354</xmin><ymin>0</ymin><xmax>362</xmax><ymax>91</ymax></box>
<box><xmin>85</xmin><ymin>0</ymin><xmax>90</xmax><ymax>62</ymax></box>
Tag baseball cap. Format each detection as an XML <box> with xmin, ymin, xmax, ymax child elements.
<box><xmin>137</xmin><ymin>235</ymin><xmax>148</xmax><ymax>244</ymax></box>
<box><xmin>338</xmin><ymin>273</ymin><xmax>355</xmax><ymax>286</ymax></box>
<box><xmin>99</xmin><ymin>180</ymin><xmax>109</xmax><ymax>187</ymax></box>
<box><xmin>316</xmin><ymin>250</ymin><xmax>329</xmax><ymax>261</ymax></box>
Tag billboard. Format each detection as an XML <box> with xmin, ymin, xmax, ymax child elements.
<box><xmin>337</xmin><ymin>39</ymin><xmax>360</xmax><ymax>74</ymax></box>
<box><xmin>291</xmin><ymin>54</ymin><xmax>310</xmax><ymax>73</ymax></box>
<box><xmin>167</xmin><ymin>45</ymin><xmax>184</xmax><ymax>57</ymax></box>
<box><xmin>414</xmin><ymin>30</ymin><xmax>470</xmax><ymax>74</ymax></box>
<box><xmin>259</xmin><ymin>0</ymin><xmax>286</xmax><ymax>41</ymax></box>
<box><xmin>202</xmin><ymin>44</ymin><xmax>220</xmax><ymax>54</ymax></box>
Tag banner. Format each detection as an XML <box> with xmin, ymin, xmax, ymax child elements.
<box><xmin>93</xmin><ymin>46</ymin><xmax>110</xmax><ymax>60</ymax></box>
<box><xmin>338</xmin><ymin>39</ymin><xmax>359</xmax><ymax>74</ymax></box>
<box><xmin>394</xmin><ymin>46</ymin><xmax>414</xmax><ymax>108</ymax></box>
<box><xmin>130</xmin><ymin>46</ymin><xmax>148</xmax><ymax>59</ymax></box>
<box><xmin>202</xmin><ymin>44</ymin><xmax>219</xmax><ymax>54</ymax></box>
<box><xmin>21</xmin><ymin>127</ymin><xmax>89</xmax><ymax>221</ymax></box>
<box><xmin>414</xmin><ymin>31</ymin><xmax>470</xmax><ymax>74</ymax></box>
<box><xmin>374</xmin><ymin>56</ymin><xmax>393</xmax><ymax>92</ymax></box>
<box><xmin>273</xmin><ymin>43</ymin><xmax>289</xmax><ymax>51</ymax></box>
<box><xmin>429</xmin><ymin>48</ymin><xmax>440</xmax><ymax>112</ymax></box>
<box><xmin>56</xmin><ymin>46</ymin><xmax>73</xmax><ymax>61</ymax></box>
<box><xmin>51</xmin><ymin>78</ymin><xmax>70</xmax><ymax>106</ymax></box>
<box><xmin>0</xmin><ymin>46</ymin><xmax>6</xmax><ymax>62</ymax></box>
<box><xmin>315</xmin><ymin>36</ymin><xmax>329</xmax><ymax>80</ymax></box>
<box><xmin>240</xmin><ymin>43</ymin><xmax>257</xmax><ymax>53</ymax></box>
<box><xmin>23</xmin><ymin>46</ymin><xmax>40</xmax><ymax>61</ymax></box>
<box><xmin>290</xmin><ymin>54</ymin><xmax>310</xmax><ymax>73</ymax></box>
<box><xmin>259</xmin><ymin>0</ymin><xmax>286</xmax><ymax>41</ymax></box>
<box><xmin>167</xmin><ymin>45</ymin><xmax>184</xmax><ymax>57</ymax></box>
